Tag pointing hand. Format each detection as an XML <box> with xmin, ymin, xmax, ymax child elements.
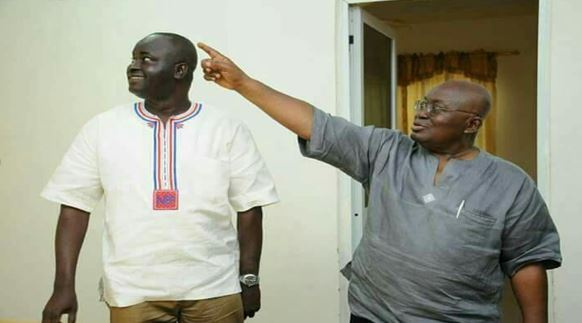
<box><xmin>197</xmin><ymin>42</ymin><xmax>250</xmax><ymax>90</ymax></box>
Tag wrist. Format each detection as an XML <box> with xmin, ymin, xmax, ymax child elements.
<box><xmin>53</xmin><ymin>285</ymin><xmax>75</xmax><ymax>295</ymax></box>
<box><xmin>236</xmin><ymin>77</ymin><xmax>258</xmax><ymax>95</ymax></box>
<box><xmin>53</xmin><ymin>279</ymin><xmax>75</xmax><ymax>291</ymax></box>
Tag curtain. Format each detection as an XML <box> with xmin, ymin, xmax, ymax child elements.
<box><xmin>397</xmin><ymin>51</ymin><xmax>497</xmax><ymax>153</ymax></box>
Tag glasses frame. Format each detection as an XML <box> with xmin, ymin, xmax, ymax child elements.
<box><xmin>414</xmin><ymin>98</ymin><xmax>480</xmax><ymax>117</ymax></box>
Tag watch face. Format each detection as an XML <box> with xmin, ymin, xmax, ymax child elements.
<box><xmin>241</xmin><ymin>274</ymin><xmax>259</xmax><ymax>286</ymax></box>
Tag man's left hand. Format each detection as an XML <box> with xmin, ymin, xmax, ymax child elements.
<box><xmin>241</xmin><ymin>285</ymin><xmax>261</xmax><ymax>319</ymax></box>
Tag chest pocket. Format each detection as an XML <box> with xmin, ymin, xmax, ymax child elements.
<box><xmin>449</xmin><ymin>207</ymin><xmax>501</xmax><ymax>282</ymax></box>
<box><xmin>458</xmin><ymin>208</ymin><xmax>497</xmax><ymax>239</ymax></box>
<box><xmin>402</xmin><ymin>203</ymin><xmax>501</xmax><ymax>281</ymax></box>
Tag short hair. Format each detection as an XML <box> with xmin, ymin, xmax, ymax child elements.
<box><xmin>148</xmin><ymin>32</ymin><xmax>198</xmax><ymax>81</ymax></box>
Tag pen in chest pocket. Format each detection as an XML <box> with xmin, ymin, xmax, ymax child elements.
<box><xmin>455</xmin><ymin>200</ymin><xmax>465</xmax><ymax>219</ymax></box>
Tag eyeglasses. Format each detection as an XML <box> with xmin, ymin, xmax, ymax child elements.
<box><xmin>414</xmin><ymin>98</ymin><xmax>478</xmax><ymax>116</ymax></box>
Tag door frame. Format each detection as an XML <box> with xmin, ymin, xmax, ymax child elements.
<box><xmin>335</xmin><ymin>0</ymin><xmax>553</xmax><ymax>322</ymax></box>
<box><xmin>348</xmin><ymin>5</ymin><xmax>398</xmax><ymax>256</ymax></box>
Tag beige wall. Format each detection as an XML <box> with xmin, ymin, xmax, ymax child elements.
<box><xmin>0</xmin><ymin>0</ymin><xmax>339</xmax><ymax>322</ymax></box>
<box><xmin>547</xmin><ymin>0</ymin><xmax>582</xmax><ymax>321</ymax></box>
<box><xmin>393</xmin><ymin>15</ymin><xmax>538</xmax><ymax>322</ymax></box>
<box><xmin>395</xmin><ymin>15</ymin><xmax>539</xmax><ymax>179</ymax></box>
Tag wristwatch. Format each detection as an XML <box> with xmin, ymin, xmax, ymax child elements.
<box><xmin>239</xmin><ymin>273</ymin><xmax>260</xmax><ymax>287</ymax></box>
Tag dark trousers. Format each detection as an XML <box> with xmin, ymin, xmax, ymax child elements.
<box><xmin>350</xmin><ymin>314</ymin><xmax>374</xmax><ymax>323</ymax></box>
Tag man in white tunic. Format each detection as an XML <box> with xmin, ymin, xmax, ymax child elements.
<box><xmin>41</xmin><ymin>33</ymin><xmax>278</xmax><ymax>323</ymax></box>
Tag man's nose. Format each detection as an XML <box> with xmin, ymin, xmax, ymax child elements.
<box><xmin>127</xmin><ymin>59</ymin><xmax>141</xmax><ymax>71</ymax></box>
<box><xmin>415</xmin><ymin>109</ymin><xmax>430</xmax><ymax>119</ymax></box>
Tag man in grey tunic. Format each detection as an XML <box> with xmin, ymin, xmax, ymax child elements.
<box><xmin>197</xmin><ymin>43</ymin><xmax>561</xmax><ymax>323</ymax></box>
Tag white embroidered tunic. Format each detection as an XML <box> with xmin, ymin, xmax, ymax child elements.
<box><xmin>42</xmin><ymin>102</ymin><xmax>279</xmax><ymax>306</ymax></box>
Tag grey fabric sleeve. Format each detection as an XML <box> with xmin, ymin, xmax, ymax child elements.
<box><xmin>298</xmin><ymin>107</ymin><xmax>393</xmax><ymax>184</ymax></box>
<box><xmin>500</xmin><ymin>178</ymin><xmax>562</xmax><ymax>276</ymax></box>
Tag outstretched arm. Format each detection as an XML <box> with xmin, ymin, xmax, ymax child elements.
<box><xmin>197</xmin><ymin>43</ymin><xmax>313</xmax><ymax>140</ymax></box>
<box><xmin>42</xmin><ymin>205</ymin><xmax>90</xmax><ymax>323</ymax></box>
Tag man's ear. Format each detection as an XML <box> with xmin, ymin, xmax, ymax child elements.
<box><xmin>464</xmin><ymin>116</ymin><xmax>483</xmax><ymax>134</ymax></box>
<box><xmin>174</xmin><ymin>62</ymin><xmax>189</xmax><ymax>80</ymax></box>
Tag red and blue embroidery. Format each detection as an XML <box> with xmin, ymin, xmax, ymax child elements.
<box><xmin>134</xmin><ymin>101</ymin><xmax>203</xmax><ymax>210</ymax></box>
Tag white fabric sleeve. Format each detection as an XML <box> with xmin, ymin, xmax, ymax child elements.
<box><xmin>227</xmin><ymin>123</ymin><xmax>279</xmax><ymax>212</ymax></box>
<box><xmin>41</xmin><ymin>116</ymin><xmax>104</xmax><ymax>213</ymax></box>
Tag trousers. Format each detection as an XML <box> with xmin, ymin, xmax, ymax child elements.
<box><xmin>109</xmin><ymin>293</ymin><xmax>244</xmax><ymax>323</ymax></box>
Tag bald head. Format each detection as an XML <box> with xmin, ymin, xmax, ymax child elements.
<box><xmin>428</xmin><ymin>80</ymin><xmax>492</xmax><ymax>118</ymax></box>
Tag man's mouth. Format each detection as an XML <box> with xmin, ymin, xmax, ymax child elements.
<box><xmin>411</xmin><ymin>122</ymin><xmax>429</xmax><ymax>132</ymax></box>
<box><xmin>128</xmin><ymin>74</ymin><xmax>145</xmax><ymax>80</ymax></box>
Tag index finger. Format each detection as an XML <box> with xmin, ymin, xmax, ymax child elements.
<box><xmin>197</xmin><ymin>42</ymin><xmax>224</xmax><ymax>59</ymax></box>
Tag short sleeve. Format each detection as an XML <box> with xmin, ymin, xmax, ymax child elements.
<box><xmin>500</xmin><ymin>178</ymin><xmax>561</xmax><ymax>276</ymax></box>
<box><xmin>228</xmin><ymin>123</ymin><xmax>279</xmax><ymax>212</ymax></box>
<box><xmin>298</xmin><ymin>107</ymin><xmax>399</xmax><ymax>184</ymax></box>
<box><xmin>41</xmin><ymin>117</ymin><xmax>104</xmax><ymax>213</ymax></box>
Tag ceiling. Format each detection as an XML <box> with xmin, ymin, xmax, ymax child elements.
<box><xmin>361</xmin><ymin>0</ymin><xmax>537</xmax><ymax>25</ymax></box>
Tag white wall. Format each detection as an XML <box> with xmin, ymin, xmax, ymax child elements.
<box><xmin>0</xmin><ymin>0</ymin><xmax>339</xmax><ymax>322</ymax></box>
<box><xmin>546</xmin><ymin>0</ymin><xmax>582</xmax><ymax>321</ymax></box>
